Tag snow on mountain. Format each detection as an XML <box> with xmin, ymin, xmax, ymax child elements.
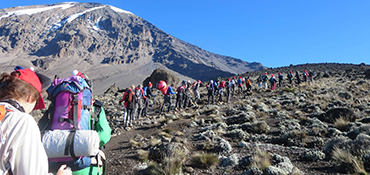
<box><xmin>109</xmin><ymin>5</ymin><xmax>133</xmax><ymax>15</ymax></box>
<box><xmin>0</xmin><ymin>3</ymin><xmax>75</xmax><ymax>20</ymax></box>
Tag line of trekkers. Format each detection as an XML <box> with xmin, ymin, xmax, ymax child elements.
<box><xmin>118</xmin><ymin>69</ymin><xmax>316</xmax><ymax>127</ymax></box>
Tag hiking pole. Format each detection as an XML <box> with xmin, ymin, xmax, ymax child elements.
<box><xmin>148</xmin><ymin>97</ymin><xmax>156</xmax><ymax>115</ymax></box>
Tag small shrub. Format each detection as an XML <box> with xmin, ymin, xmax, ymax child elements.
<box><xmin>149</xmin><ymin>138</ymin><xmax>162</xmax><ymax>147</ymax></box>
<box><xmin>158</xmin><ymin>131</ymin><xmax>171</xmax><ymax>138</ymax></box>
<box><xmin>332</xmin><ymin>147</ymin><xmax>368</xmax><ymax>174</ymax></box>
<box><xmin>137</xmin><ymin>149</ymin><xmax>149</xmax><ymax>162</ymax></box>
<box><xmin>129</xmin><ymin>139</ymin><xmax>143</xmax><ymax>148</ymax></box>
<box><xmin>253</xmin><ymin>121</ymin><xmax>269</xmax><ymax>134</ymax></box>
<box><xmin>282</xmin><ymin>87</ymin><xmax>296</xmax><ymax>93</ymax></box>
<box><xmin>251</xmin><ymin>147</ymin><xmax>271</xmax><ymax>172</ymax></box>
<box><xmin>191</xmin><ymin>153</ymin><xmax>219</xmax><ymax>169</ymax></box>
<box><xmin>164</xmin><ymin>128</ymin><xmax>174</xmax><ymax>133</ymax></box>
<box><xmin>334</xmin><ymin>117</ymin><xmax>349</xmax><ymax>131</ymax></box>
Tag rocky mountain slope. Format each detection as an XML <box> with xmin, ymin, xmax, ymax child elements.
<box><xmin>78</xmin><ymin>63</ymin><xmax>370</xmax><ymax>175</ymax></box>
<box><xmin>0</xmin><ymin>2</ymin><xmax>264</xmax><ymax>94</ymax></box>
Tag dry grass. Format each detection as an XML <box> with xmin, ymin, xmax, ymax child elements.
<box><xmin>332</xmin><ymin>147</ymin><xmax>368</xmax><ymax>174</ymax></box>
<box><xmin>252</xmin><ymin>121</ymin><xmax>269</xmax><ymax>134</ymax></box>
<box><xmin>158</xmin><ymin>131</ymin><xmax>171</xmax><ymax>138</ymax></box>
<box><xmin>191</xmin><ymin>153</ymin><xmax>219</xmax><ymax>169</ymax></box>
<box><xmin>251</xmin><ymin>147</ymin><xmax>271</xmax><ymax>172</ymax></box>
<box><xmin>334</xmin><ymin>117</ymin><xmax>350</xmax><ymax>131</ymax></box>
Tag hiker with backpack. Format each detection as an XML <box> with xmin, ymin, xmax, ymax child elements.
<box><xmin>161</xmin><ymin>84</ymin><xmax>175</xmax><ymax>113</ymax></box>
<box><xmin>256</xmin><ymin>75</ymin><xmax>263</xmax><ymax>90</ymax></box>
<box><xmin>237</xmin><ymin>77</ymin><xmax>243</xmax><ymax>94</ymax></box>
<box><xmin>218</xmin><ymin>80</ymin><xmax>226</xmax><ymax>102</ymax></box>
<box><xmin>278</xmin><ymin>72</ymin><xmax>284</xmax><ymax>87</ymax></box>
<box><xmin>0</xmin><ymin>68</ymin><xmax>72</xmax><ymax>175</ymax></box>
<box><xmin>225</xmin><ymin>78</ymin><xmax>231</xmax><ymax>103</ymax></box>
<box><xmin>303</xmin><ymin>70</ymin><xmax>308</xmax><ymax>82</ymax></box>
<box><xmin>245</xmin><ymin>77</ymin><xmax>252</xmax><ymax>92</ymax></box>
<box><xmin>207</xmin><ymin>80</ymin><xmax>215</xmax><ymax>105</ymax></box>
<box><xmin>134</xmin><ymin>85</ymin><xmax>147</xmax><ymax>120</ymax></box>
<box><xmin>192</xmin><ymin>80</ymin><xmax>201</xmax><ymax>106</ymax></box>
<box><xmin>287</xmin><ymin>71</ymin><xmax>294</xmax><ymax>85</ymax></box>
<box><xmin>142</xmin><ymin>82</ymin><xmax>156</xmax><ymax>117</ymax></box>
<box><xmin>175</xmin><ymin>83</ymin><xmax>185</xmax><ymax>110</ymax></box>
<box><xmin>231</xmin><ymin>77</ymin><xmax>236</xmax><ymax>96</ymax></box>
<box><xmin>39</xmin><ymin>71</ymin><xmax>111</xmax><ymax>175</ymax></box>
<box><xmin>270</xmin><ymin>74</ymin><xmax>277</xmax><ymax>90</ymax></box>
<box><xmin>183</xmin><ymin>80</ymin><xmax>193</xmax><ymax>109</ymax></box>
<box><xmin>296</xmin><ymin>71</ymin><xmax>301</xmax><ymax>85</ymax></box>
<box><xmin>120</xmin><ymin>85</ymin><xmax>137</xmax><ymax>127</ymax></box>
<box><xmin>262</xmin><ymin>72</ymin><xmax>269</xmax><ymax>89</ymax></box>
<box><xmin>308</xmin><ymin>70</ymin><xmax>315</xmax><ymax>84</ymax></box>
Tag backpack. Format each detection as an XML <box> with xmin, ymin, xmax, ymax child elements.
<box><xmin>125</xmin><ymin>90</ymin><xmax>134</xmax><ymax>102</ymax></box>
<box><xmin>135</xmin><ymin>88</ymin><xmax>142</xmax><ymax>99</ymax></box>
<box><xmin>38</xmin><ymin>76</ymin><xmax>101</xmax><ymax>171</ymax></box>
<box><xmin>143</xmin><ymin>87</ymin><xmax>148</xmax><ymax>96</ymax></box>
<box><xmin>270</xmin><ymin>77</ymin><xmax>275</xmax><ymax>83</ymax></box>
<box><xmin>263</xmin><ymin>75</ymin><xmax>268</xmax><ymax>82</ymax></box>
<box><xmin>279</xmin><ymin>75</ymin><xmax>284</xmax><ymax>80</ymax></box>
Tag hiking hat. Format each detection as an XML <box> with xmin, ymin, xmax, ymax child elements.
<box><xmin>15</xmin><ymin>69</ymin><xmax>50</xmax><ymax>110</ymax></box>
<box><xmin>148</xmin><ymin>82</ymin><xmax>153</xmax><ymax>87</ymax></box>
<box><xmin>198</xmin><ymin>80</ymin><xmax>201</xmax><ymax>83</ymax></box>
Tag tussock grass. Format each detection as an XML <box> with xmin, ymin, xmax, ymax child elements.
<box><xmin>137</xmin><ymin>149</ymin><xmax>149</xmax><ymax>162</ymax></box>
<box><xmin>191</xmin><ymin>153</ymin><xmax>219</xmax><ymax>169</ymax></box>
<box><xmin>147</xmin><ymin>147</ymin><xmax>185</xmax><ymax>175</ymax></box>
<box><xmin>282</xmin><ymin>87</ymin><xmax>296</xmax><ymax>93</ymax></box>
<box><xmin>332</xmin><ymin>147</ymin><xmax>368</xmax><ymax>174</ymax></box>
<box><xmin>251</xmin><ymin>147</ymin><xmax>271</xmax><ymax>172</ymax></box>
<box><xmin>334</xmin><ymin>117</ymin><xmax>350</xmax><ymax>131</ymax></box>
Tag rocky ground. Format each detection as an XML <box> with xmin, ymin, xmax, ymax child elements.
<box><xmin>91</xmin><ymin>63</ymin><xmax>369</xmax><ymax>175</ymax></box>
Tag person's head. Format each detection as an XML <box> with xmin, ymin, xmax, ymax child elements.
<box><xmin>138</xmin><ymin>84</ymin><xmax>142</xmax><ymax>88</ymax></box>
<box><xmin>131</xmin><ymin>84</ymin><xmax>135</xmax><ymax>90</ymax></box>
<box><xmin>0</xmin><ymin>69</ymin><xmax>47</xmax><ymax>113</ymax></box>
<box><xmin>148</xmin><ymin>82</ymin><xmax>153</xmax><ymax>87</ymax></box>
<box><xmin>210</xmin><ymin>80</ymin><xmax>214</xmax><ymax>84</ymax></box>
<box><xmin>198</xmin><ymin>80</ymin><xmax>201</xmax><ymax>83</ymax></box>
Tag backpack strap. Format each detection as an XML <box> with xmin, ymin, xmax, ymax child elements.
<box><xmin>64</xmin><ymin>130</ymin><xmax>78</xmax><ymax>160</ymax></box>
<box><xmin>72</xmin><ymin>94</ymin><xmax>79</xmax><ymax>130</ymax></box>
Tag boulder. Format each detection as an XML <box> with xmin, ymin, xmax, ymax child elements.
<box><xmin>104</xmin><ymin>83</ymin><xmax>119</xmax><ymax>94</ymax></box>
<box><xmin>143</xmin><ymin>69</ymin><xmax>180</xmax><ymax>88</ymax></box>
<box><xmin>318</xmin><ymin>108</ymin><xmax>357</xmax><ymax>123</ymax></box>
<box><xmin>365</xmin><ymin>69</ymin><xmax>370</xmax><ymax>79</ymax></box>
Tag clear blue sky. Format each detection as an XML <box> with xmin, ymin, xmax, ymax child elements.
<box><xmin>1</xmin><ymin>1</ymin><xmax>370</xmax><ymax>68</ymax></box>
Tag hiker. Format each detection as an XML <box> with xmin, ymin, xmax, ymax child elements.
<box><xmin>245</xmin><ymin>77</ymin><xmax>252</xmax><ymax>92</ymax></box>
<box><xmin>278</xmin><ymin>72</ymin><xmax>284</xmax><ymax>87</ymax></box>
<box><xmin>161</xmin><ymin>84</ymin><xmax>175</xmax><ymax>113</ymax></box>
<box><xmin>303</xmin><ymin>70</ymin><xmax>308</xmax><ymax>82</ymax></box>
<box><xmin>207</xmin><ymin>80</ymin><xmax>215</xmax><ymax>105</ymax></box>
<box><xmin>262</xmin><ymin>72</ymin><xmax>269</xmax><ymax>89</ymax></box>
<box><xmin>287</xmin><ymin>71</ymin><xmax>294</xmax><ymax>85</ymax></box>
<box><xmin>231</xmin><ymin>77</ymin><xmax>236</xmax><ymax>96</ymax></box>
<box><xmin>120</xmin><ymin>85</ymin><xmax>137</xmax><ymax>127</ymax></box>
<box><xmin>134</xmin><ymin>85</ymin><xmax>147</xmax><ymax>119</ymax></box>
<box><xmin>68</xmin><ymin>99</ymin><xmax>111</xmax><ymax>175</ymax></box>
<box><xmin>308</xmin><ymin>70</ymin><xmax>315</xmax><ymax>83</ymax></box>
<box><xmin>237</xmin><ymin>76</ymin><xmax>243</xmax><ymax>94</ymax></box>
<box><xmin>143</xmin><ymin>82</ymin><xmax>156</xmax><ymax>117</ymax></box>
<box><xmin>218</xmin><ymin>80</ymin><xmax>225</xmax><ymax>102</ymax></box>
<box><xmin>0</xmin><ymin>68</ymin><xmax>72</xmax><ymax>175</ymax></box>
<box><xmin>295</xmin><ymin>71</ymin><xmax>301</xmax><ymax>85</ymax></box>
<box><xmin>175</xmin><ymin>83</ymin><xmax>185</xmax><ymax>110</ymax></box>
<box><xmin>192</xmin><ymin>80</ymin><xmax>201</xmax><ymax>106</ymax></box>
<box><xmin>183</xmin><ymin>80</ymin><xmax>193</xmax><ymax>109</ymax></box>
<box><xmin>270</xmin><ymin>74</ymin><xmax>277</xmax><ymax>90</ymax></box>
<box><xmin>225</xmin><ymin>78</ymin><xmax>231</xmax><ymax>103</ymax></box>
<box><xmin>256</xmin><ymin>75</ymin><xmax>263</xmax><ymax>90</ymax></box>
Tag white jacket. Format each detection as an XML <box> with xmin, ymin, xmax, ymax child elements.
<box><xmin>0</xmin><ymin>102</ymin><xmax>50</xmax><ymax>175</ymax></box>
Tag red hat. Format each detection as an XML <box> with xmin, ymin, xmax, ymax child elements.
<box><xmin>148</xmin><ymin>82</ymin><xmax>153</xmax><ymax>87</ymax></box>
<box><xmin>198</xmin><ymin>80</ymin><xmax>201</xmax><ymax>83</ymax></box>
<box><xmin>16</xmin><ymin>69</ymin><xmax>48</xmax><ymax>110</ymax></box>
<box><xmin>228</xmin><ymin>78</ymin><xmax>230</xmax><ymax>81</ymax></box>
<box><xmin>271</xmin><ymin>74</ymin><xmax>274</xmax><ymax>77</ymax></box>
<box><xmin>278</xmin><ymin>72</ymin><xmax>281</xmax><ymax>75</ymax></box>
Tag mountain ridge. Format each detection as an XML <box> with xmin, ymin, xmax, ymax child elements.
<box><xmin>0</xmin><ymin>2</ymin><xmax>265</xmax><ymax>94</ymax></box>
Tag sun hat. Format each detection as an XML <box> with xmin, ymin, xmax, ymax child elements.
<box><xmin>15</xmin><ymin>69</ymin><xmax>50</xmax><ymax>110</ymax></box>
